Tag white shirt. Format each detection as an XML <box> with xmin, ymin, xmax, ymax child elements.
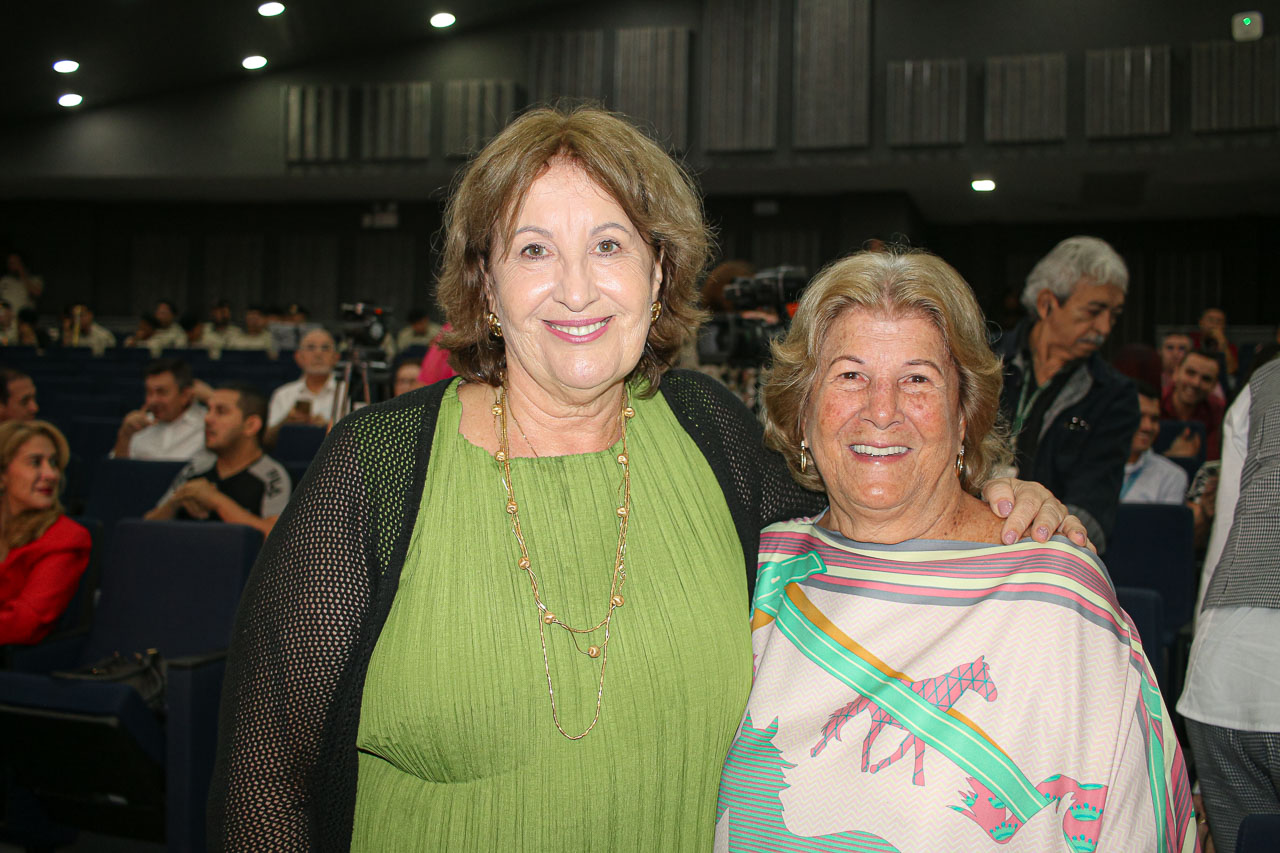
<box><xmin>268</xmin><ymin>375</ymin><xmax>343</xmax><ymax>428</ymax></box>
<box><xmin>223</xmin><ymin>328</ymin><xmax>277</xmax><ymax>357</ymax></box>
<box><xmin>1177</xmin><ymin>385</ymin><xmax>1280</xmax><ymax>731</ymax></box>
<box><xmin>125</xmin><ymin>404</ymin><xmax>207</xmax><ymax>461</ymax></box>
<box><xmin>1120</xmin><ymin>449</ymin><xmax>1188</xmax><ymax>505</ymax></box>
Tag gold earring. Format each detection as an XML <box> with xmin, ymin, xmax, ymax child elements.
<box><xmin>650</xmin><ymin>301</ymin><xmax>662</xmax><ymax>322</ymax></box>
<box><xmin>486</xmin><ymin>311</ymin><xmax>502</xmax><ymax>339</ymax></box>
<box><xmin>954</xmin><ymin>446</ymin><xmax>965</xmax><ymax>478</ymax></box>
<box><xmin>799</xmin><ymin>440</ymin><xmax>809</xmax><ymax>473</ymax></box>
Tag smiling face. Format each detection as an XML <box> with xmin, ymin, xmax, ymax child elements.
<box><xmin>1161</xmin><ymin>333</ymin><xmax>1191</xmax><ymax>375</ymax></box>
<box><xmin>2</xmin><ymin>434</ymin><xmax>60</xmax><ymax>516</ymax></box>
<box><xmin>1131</xmin><ymin>393</ymin><xmax>1161</xmax><ymax>458</ymax></box>
<box><xmin>804</xmin><ymin>309</ymin><xmax>966</xmax><ymax>533</ymax></box>
<box><xmin>1173</xmin><ymin>352</ymin><xmax>1219</xmax><ymax>408</ymax></box>
<box><xmin>487</xmin><ymin>160</ymin><xmax>661</xmax><ymax>405</ymax></box>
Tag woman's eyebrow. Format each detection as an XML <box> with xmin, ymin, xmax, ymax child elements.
<box><xmin>827</xmin><ymin>354</ymin><xmax>865</xmax><ymax>369</ymax></box>
<box><xmin>512</xmin><ymin>225</ymin><xmax>553</xmax><ymax>239</ymax></box>
<box><xmin>591</xmin><ymin>221</ymin><xmax>633</xmax><ymax>236</ymax></box>
<box><xmin>905</xmin><ymin>358</ymin><xmax>944</xmax><ymax>371</ymax></box>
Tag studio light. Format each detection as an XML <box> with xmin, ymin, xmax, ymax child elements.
<box><xmin>430</xmin><ymin>12</ymin><xmax>456</xmax><ymax>28</ymax></box>
<box><xmin>242</xmin><ymin>55</ymin><xmax>268</xmax><ymax>70</ymax></box>
<box><xmin>258</xmin><ymin>2</ymin><xmax>285</xmax><ymax>16</ymax></box>
<box><xmin>53</xmin><ymin>59</ymin><xmax>79</xmax><ymax>74</ymax></box>
<box><xmin>58</xmin><ymin>93</ymin><xmax>83</xmax><ymax>107</ymax></box>
<box><xmin>971</xmin><ymin>179</ymin><xmax>996</xmax><ymax>192</ymax></box>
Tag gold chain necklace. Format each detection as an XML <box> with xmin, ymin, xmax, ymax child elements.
<box><xmin>492</xmin><ymin>384</ymin><xmax>634</xmax><ymax>740</ymax></box>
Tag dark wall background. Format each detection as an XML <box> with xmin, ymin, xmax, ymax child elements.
<box><xmin>2</xmin><ymin>0</ymin><xmax>1277</xmax><ymax>338</ymax></box>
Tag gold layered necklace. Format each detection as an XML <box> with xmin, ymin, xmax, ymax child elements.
<box><xmin>492</xmin><ymin>383</ymin><xmax>634</xmax><ymax>740</ymax></box>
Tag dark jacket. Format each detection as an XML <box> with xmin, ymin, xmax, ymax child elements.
<box><xmin>208</xmin><ymin>370</ymin><xmax>825</xmax><ymax>851</ymax></box>
<box><xmin>998</xmin><ymin>319</ymin><xmax>1138</xmax><ymax>553</ymax></box>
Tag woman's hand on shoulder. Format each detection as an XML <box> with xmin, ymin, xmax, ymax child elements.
<box><xmin>980</xmin><ymin>478</ymin><xmax>1093</xmax><ymax>552</ymax></box>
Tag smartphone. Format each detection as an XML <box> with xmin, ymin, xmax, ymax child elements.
<box><xmin>293</xmin><ymin>399</ymin><xmax>312</xmax><ymax>417</ymax></box>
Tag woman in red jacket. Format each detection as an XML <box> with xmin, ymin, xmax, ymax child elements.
<box><xmin>0</xmin><ymin>419</ymin><xmax>91</xmax><ymax>645</ymax></box>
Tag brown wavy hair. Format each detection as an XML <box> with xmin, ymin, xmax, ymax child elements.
<box><xmin>437</xmin><ymin>105</ymin><xmax>712</xmax><ymax>395</ymax></box>
<box><xmin>763</xmin><ymin>247</ymin><xmax>1011</xmax><ymax>494</ymax></box>
<box><xmin>0</xmin><ymin>419</ymin><xmax>69</xmax><ymax>550</ymax></box>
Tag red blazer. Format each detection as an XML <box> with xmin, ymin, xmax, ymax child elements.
<box><xmin>0</xmin><ymin>515</ymin><xmax>92</xmax><ymax>645</ymax></box>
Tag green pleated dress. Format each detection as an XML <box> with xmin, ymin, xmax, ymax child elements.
<box><xmin>351</xmin><ymin>379</ymin><xmax>750</xmax><ymax>851</ymax></box>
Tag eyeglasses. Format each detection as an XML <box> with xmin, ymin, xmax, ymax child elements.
<box><xmin>300</xmin><ymin>343</ymin><xmax>334</xmax><ymax>352</ymax></box>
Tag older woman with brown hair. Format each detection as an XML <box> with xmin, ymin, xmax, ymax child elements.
<box><xmin>0</xmin><ymin>420</ymin><xmax>91</xmax><ymax>646</ymax></box>
<box><xmin>715</xmin><ymin>249</ymin><xmax>1196</xmax><ymax>852</ymax></box>
<box><xmin>209</xmin><ymin>109</ymin><xmax>1084</xmax><ymax>852</ymax></box>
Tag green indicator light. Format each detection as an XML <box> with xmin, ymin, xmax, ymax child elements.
<box><xmin>1243</xmin><ymin>17</ymin><xmax>1252</xmax><ymax>25</ymax></box>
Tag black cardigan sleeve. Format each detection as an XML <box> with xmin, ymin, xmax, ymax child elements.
<box><xmin>660</xmin><ymin>370</ymin><xmax>827</xmax><ymax>600</ymax></box>
<box><xmin>208</xmin><ymin>382</ymin><xmax>443</xmax><ymax>852</ymax></box>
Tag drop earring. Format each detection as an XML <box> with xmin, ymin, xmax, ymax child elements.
<box><xmin>954</xmin><ymin>445</ymin><xmax>965</xmax><ymax>478</ymax></box>
<box><xmin>799</xmin><ymin>440</ymin><xmax>809</xmax><ymax>473</ymax></box>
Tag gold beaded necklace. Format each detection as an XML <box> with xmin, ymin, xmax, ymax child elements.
<box><xmin>492</xmin><ymin>383</ymin><xmax>634</xmax><ymax>740</ymax></box>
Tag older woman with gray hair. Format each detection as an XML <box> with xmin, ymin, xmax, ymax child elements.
<box><xmin>716</xmin><ymin>248</ymin><xmax>1196</xmax><ymax>852</ymax></box>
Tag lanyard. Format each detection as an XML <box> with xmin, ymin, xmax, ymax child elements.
<box><xmin>1120</xmin><ymin>459</ymin><xmax>1145</xmax><ymax>499</ymax></box>
<box><xmin>1011</xmin><ymin>363</ymin><xmax>1049</xmax><ymax>438</ymax></box>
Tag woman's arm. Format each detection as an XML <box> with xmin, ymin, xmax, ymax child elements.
<box><xmin>0</xmin><ymin>521</ymin><xmax>91</xmax><ymax>646</ymax></box>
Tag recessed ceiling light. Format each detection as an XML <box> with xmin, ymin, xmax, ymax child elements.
<box><xmin>258</xmin><ymin>2</ymin><xmax>285</xmax><ymax>16</ymax></box>
<box><xmin>430</xmin><ymin>11</ymin><xmax>456</xmax><ymax>28</ymax></box>
<box><xmin>53</xmin><ymin>59</ymin><xmax>80</xmax><ymax>74</ymax></box>
<box><xmin>971</xmin><ymin>178</ymin><xmax>996</xmax><ymax>192</ymax></box>
<box><xmin>242</xmin><ymin>55</ymin><xmax>268</xmax><ymax>70</ymax></box>
<box><xmin>58</xmin><ymin>93</ymin><xmax>83</xmax><ymax>108</ymax></box>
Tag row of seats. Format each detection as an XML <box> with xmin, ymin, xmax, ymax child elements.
<box><xmin>1</xmin><ymin>519</ymin><xmax>263</xmax><ymax>851</ymax></box>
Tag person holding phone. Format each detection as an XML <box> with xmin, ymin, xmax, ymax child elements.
<box><xmin>264</xmin><ymin>329</ymin><xmax>344</xmax><ymax>447</ymax></box>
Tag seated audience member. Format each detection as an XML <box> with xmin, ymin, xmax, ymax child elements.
<box><xmin>1163</xmin><ymin>348</ymin><xmax>1225</xmax><ymax>460</ymax></box>
<box><xmin>1122</xmin><ymin>381</ymin><xmax>1188</xmax><ymax>504</ymax></box>
<box><xmin>203</xmin><ymin>299</ymin><xmax>241</xmax><ymax>352</ymax></box>
<box><xmin>392</xmin><ymin>356</ymin><xmax>426</xmax><ymax>397</ymax></box>
<box><xmin>181</xmin><ymin>312</ymin><xmax>219</xmax><ymax>355</ymax></box>
<box><xmin>998</xmin><ymin>235</ymin><xmax>1137</xmax><ymax>551</ymax></box>
<box><xmin>265</xmin><ymin>328</ymin><xmax>342</xmax><ymax>440</ymax></box>
<box><xmin>0</xmin><ymin>300</ymin><xmax>15</xmax><ymax>344</ymax></box>
<box><xmin>0</xmin><ymin>252</ymin><xmax>43</xmax><ymax>314</ymax></box>
<box><xmin>394</xmin><ymin>308</ymin><xmax>442</xmax><ymax>353</ymax></box>
<box><xmin>224</xmin><ymin>304</ymin><xmax>276</xmax><ymax>356</ymax></box>
<box><xmin>0</xmin><ymin>370</ymin><xmax>38</xmax><ymax>423</ymax></box>
<box><xmin>1191</xmin><ymin>306</ymin><xmax>1238</xmax><ymax>381</ymax></box>
<box><xmin>64</xmin><ymin>302</ymin><xmax>116</xmax><ymax>355</ymax></box>
<box><xmin>125</xmin><ymin>313</ymin><xmax>162</xmax><ymax>355</ymax></box>
<box><xmin>1159</xmin><ymin>330</ymin><xmax>1192</xmax><ymax>392</ymax></box>
<box><xmin>0</xmin><ymin>420</ymin><xmax>91</xmax><ymax>645</ymax></box>
<box><xmin>113</xmin><ymin>358</ymin><xmax>206</xmax><ymax>461</ymax></box>
<box><xmin>1179</xmin><ymin>351</ymin><xmax>1280</xmax><ymax>853</ymax></box>
<box><xmin>16</xmin><ymin>308</ymin><xmax>49</xmax><ymax>350</ymax></box>
<box><xmin>150</xmin><ymin>299</ymin><xmax>188</xmax><ymax>351</ymax></box>
<box><xmin>145</xmin><ymin>383</ymin><xmax>290</xmax><ymax>536</ymax></box>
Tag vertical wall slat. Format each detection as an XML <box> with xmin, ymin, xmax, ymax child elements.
<box><xmin>985</xmin><ymin>53</ymin><xmax>1067</xmax><ymax>143</ymax></box>
<box><xmin>528</xmin><ymin>30</ymin><xmax>605</xmax><ymax>105</ymax></box>
<box><xmin>704</xmin><ymin>0</ymin><xmax>779</xmax><ymax>151</ymax></box>
<box><xmin>444</xmin><ymin>79</ymin><xmax>518</xmax><ymax>156</ymax></box>
<box><xmin>886</xmin><ymin>58</ymin><xmax>966</xmax><ymax>146</ymax></box>
<box><xmin>792</xmin><ymin>0</ymin><xmax>869</xmax><ymax>148</ymax></box>
<box><xmin>1192</xmin><ymin>38</ymin><xmax>1280</xmax><ymax>132</ymax></box>
<box><xmin>1085</xmin><ymin>45</ymin><xmax>1170</xmax><ymax>138</ymax></box>
<box><xmin>615</xmin><ymin>27</ymin><xmax>691</xmax><ymax>149</ymax></box>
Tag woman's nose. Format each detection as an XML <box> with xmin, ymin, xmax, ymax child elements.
<box><xmin>553</xmin><ymin>256</ymin><xmax>599</xmax><ymax>311</ymax></box>
<box><xmin>862</xmin><ymin>378</ymin><xmax>900</xmax><ymax>428</ymax></box>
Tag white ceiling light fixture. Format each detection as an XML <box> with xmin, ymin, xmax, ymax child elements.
<box><xmin>53</xmin><ymin>59</ymin><xmax>80</xmax><ymax>73</ymax></box>
<box><xmin>58</xmin><ymin>93</ymin><xmax>83</xmax><ymax>107</ymax></box>
<box><xmin>971</xmin><ymin>178</ymin><xmax>996</xmax><ymax>192</ymax></box>
<box><xmin>430</xmin><ymin>11</ymin><xmax>456</xmax><ymax>28</ymax></box>
<box><xmin>242</xmin><ymin>55</ymin><xmax>268</xmax><ymax>70</ymax></box>
<box><xmin>258</xmin><ymin>2</ymin><xmax>285</xmax><ymax>16</ymax></box>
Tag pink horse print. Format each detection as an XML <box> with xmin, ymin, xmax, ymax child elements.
<box><xmin>811</xmin><ymin>655</ymin><xmax>998</xmax><ymax>786</ymax></box>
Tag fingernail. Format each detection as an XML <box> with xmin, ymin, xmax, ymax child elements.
<box><xmin>1003</xmin><ymin>531</ymin><xmax>1016</xmax><ymax>545</ymax></box>
<box><xmin>997</xmin><ymin>500</ymin><xmax>1013</xmax><ymax>517</ymax></box>
<box><xmin>1036</xmin><ymin>526</ymin><xmax>1049</xmax><ymax>539</ymax></box>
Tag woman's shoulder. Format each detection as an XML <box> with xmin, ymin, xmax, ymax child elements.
<box><xmin>659</xmin><ymin>368</ymin><xmax>757</xmax><ymax>421</ymax></box>
<box><xmin>13</xmin><ymin>515</ymin><xmax>92</xmax><ymax>555</ymax></box>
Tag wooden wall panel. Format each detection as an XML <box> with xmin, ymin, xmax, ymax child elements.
<box><xmin>614</xmin><ymin>27</ymin><xmax>691</xmax><ymax>149</ymax></box>
<box><xmin>1085</xmin><ymin>45</ymin><xmax>1171</xmax><ymax>139</ymax></box>
<box><xmin>1191</xmin><ymin>38</ymin><xmax>1280</xmax><ymax>132</ymax></box>
<box><xmin>130</xmin><ymin>235</ymin><xmax>191</xmax><ymax>312</ymax></box>
<box><xmin>444</xmin><ymin>80</ymin><xmax>519</xmax><ymax>157</ymax></box>
<box><xmin>984</xmin><ymin>53</ymin><xmax>1067</xmax><ymax>143</ymax></box>
<box><xmin>203</xmin><ymin>235</ymin><xmax>265</xmax><ymax>311</ymax></box>
<box><xmin>528</xmin><ymin>31</ymin><xmax>604</xmax><ymax>105</ymax></box>
<box><xmin>886</xmin><ymin>58</ymin><xmax>967</xmax><ymax>147</ymax></box>
<box><xmin>284</xmin><ymin>84</ymin><xmax>351</xmax><ymax>163</ymax></box>
<box><xmin>793</xmin><ymin>0</ymin><xmax>869</xmax><ymax>149</ymax></box>
<box><xmin>703</xmin><ymin>0</ymin><xmax>780</xmax><ymax>151</ymax></box>
<box><xmin>277</xmin><ymin>235</ymin><xmax>338</xmax><ymax>313</ymax></box>
<box><xmin>360</xmin><ymin>82</ymin><xmax>431</xmax><ymax>161</ymax></box>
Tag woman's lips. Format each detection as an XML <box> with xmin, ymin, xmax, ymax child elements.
<box><xmin>545</xmin><ymin>317</ymin><xmax>610</xmax><ymax>343</ymax></box>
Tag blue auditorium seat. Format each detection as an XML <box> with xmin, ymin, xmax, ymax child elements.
<box><xmin>1105</xmin><ymin>504</ymin><xmax>1196</xmax><ymax>655</ymax></box>
<box><xmin>1114</xmin><ymin>585</ymin><xmax>1167</xmax><ymax>692</ymax></box>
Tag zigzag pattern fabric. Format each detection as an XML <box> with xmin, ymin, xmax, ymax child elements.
<box><xmin>714</xmin><ymin>520</ymin><xmax>1198</xmax><ymax>853</ymax></box>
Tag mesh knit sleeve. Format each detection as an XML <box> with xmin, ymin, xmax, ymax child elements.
<box><xmin>208</xmin><ymin>386</ymin><xmax>440</xmax><ymax>851</ymax></box>
<box><xmin>660</xmin><ymin>370</ymin><xmax>826</xmax><ymax>597</ymax></box>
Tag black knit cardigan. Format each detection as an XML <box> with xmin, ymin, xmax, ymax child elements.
<box><xmin>207</xmin><ymin>369</ymin><xmax>825</xmax><ymax>851</ymax></box>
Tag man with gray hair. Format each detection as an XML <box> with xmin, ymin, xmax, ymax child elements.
<box><xmin>997</xmin><ymin>236</ymin><xmax>1138</xmax><ymax>551</ymax></box>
